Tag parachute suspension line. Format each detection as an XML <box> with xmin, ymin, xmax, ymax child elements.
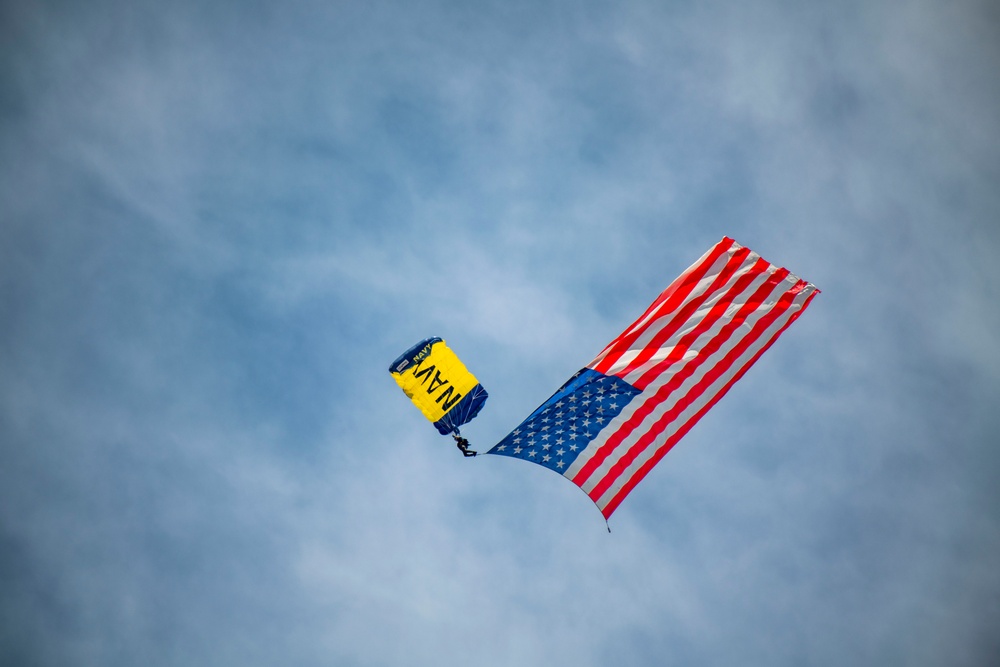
<box><xmin>452</xmin><ymin>429</ymin><xmax>477</xmax><ymax>457</ymax></box>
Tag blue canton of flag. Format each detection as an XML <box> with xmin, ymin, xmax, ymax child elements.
<box><xmin>488</xmin><ymin>369</ymin><xmax>640</xmax><ymax>473</ymax></box>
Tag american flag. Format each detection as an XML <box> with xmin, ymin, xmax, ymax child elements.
<box><xmin>487</xmin><ymin>237</ymin><xmax>820</xmax><ymax>518</ymax></box>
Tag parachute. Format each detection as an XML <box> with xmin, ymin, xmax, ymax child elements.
<box><xmin>389</xmin><ymin>337</ymin><xmax>488</xmax><ymax>454</ymax></box>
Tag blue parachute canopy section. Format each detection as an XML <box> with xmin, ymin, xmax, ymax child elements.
<box><xmin>435</xmin><ymin>383</ymin><xmax>489</xmax><ymax>435</ymax></box>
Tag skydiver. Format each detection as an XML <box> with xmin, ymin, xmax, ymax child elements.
<box><xmin>454</xmin><ymin>435</ymin><xmax>477</xmax><ymax>457</ymax></box>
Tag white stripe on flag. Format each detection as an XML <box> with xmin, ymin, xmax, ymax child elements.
<box><xmin>589</xmin><ymin>239</ymin><xmax>739</xmax><ymax>373</ymax></box>
<box><xmin>616</xmin><ymin>259</ymin><xmax>779</xmax><ymax>387</ymax></box>
<box><xmin>598</xmin><ymin>249</ymin><xmax>762</xmax><ymax>379</ymax></box>
<box><xmin>569</xmin><ymin>270</ymin><xmax>803</xmax><ymax>490</ymax></box>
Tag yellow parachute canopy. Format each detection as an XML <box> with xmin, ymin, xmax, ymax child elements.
<box><xmin>388</xmin><ymin>337</ymin><xmax>488</xmax><ymax>435</ymax></box>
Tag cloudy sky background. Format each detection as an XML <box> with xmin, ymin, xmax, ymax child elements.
<box><xmin>2</xmin><ymin>0</ymin><xmax>999</xmax><ymax>665</ymax></box>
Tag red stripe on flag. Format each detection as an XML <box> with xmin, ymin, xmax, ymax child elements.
<box><xmin>629</xmin><ymin>259</ymin><xmax>782</xmax><ymax>389</ymax></box>
<box><xmin>631</xmin><ymin>264</ymin><xmax>790</xmax><ymax>389</ymax></box>
<box><xmin>608</xmin><ymin>247</ymin><xmax>755</xmax><ymax>380</ymax></box>
<box><xmin>627</xmin><ymin>237</ymin><xmax>737</xmax><ymax>334</ymax></box>
<box><xmin>596</xmin><ymin>283</ymin><xmax>818</xmax><ymax>518</ymax></box>
<box><xmin>585</xmin><ymin>273</ymin><xmax>800</xmax><ymax>502</ymax></box>
<box><xmin>570</xmin><ymin>256</ymin><xmax>777</xmax><ymax>488</ymax></box>
<box><xmin>591</xmin><ymin>238</ymin><xmax>737</xmax><ymax>375</ymax></box>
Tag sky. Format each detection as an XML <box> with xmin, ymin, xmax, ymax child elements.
<box><xmin>2</xmin><ymin>0</ymin><xmax>999</xmax><ymax>665</ymax></box>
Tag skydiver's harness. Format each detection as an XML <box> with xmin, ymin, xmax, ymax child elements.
<box><xmin>452</xmin><ymin>430</ymin><xmax>477</xmax><ymax>457</ymax></box>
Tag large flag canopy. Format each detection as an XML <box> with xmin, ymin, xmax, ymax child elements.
<box><xmin>486</xmin><ymin>237</ymin><xmax>819</xmax><ymax>518</ymax></box>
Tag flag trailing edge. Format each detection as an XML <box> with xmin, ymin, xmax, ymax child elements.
<box><xmin>486</xmin><ymin>237</ymin><xmax>820</xmax><ymax>519</ymax></box>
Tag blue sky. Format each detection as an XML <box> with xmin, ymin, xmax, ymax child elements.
<box><xmin>2</xmin><ymin>0</ymin><xmax>999</xmax><ymax>665</ymax></box>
